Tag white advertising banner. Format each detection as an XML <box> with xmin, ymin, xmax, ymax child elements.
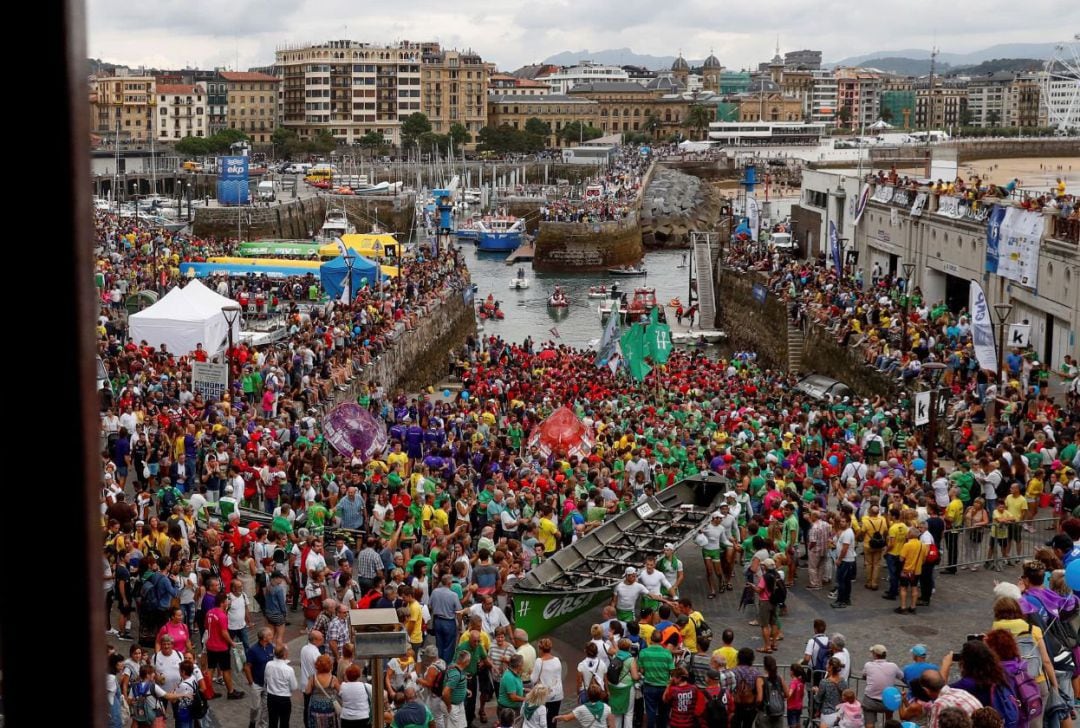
<box><xmin>969</xmin><ymin>280</ymin><xmax>998</xmax><ymax>373</ymax></box>
<box><xmin>995</xmin><ymin>207</ymin><xmax>1042</xmax><ymax>288</ymax></box>
<box><xmin>914</xmin><ymin>391</ymin><xmax>931</xmax><ymax>426</ymax></box>
<box><xmin>191</xmin><ymin>361</ymin><xmax>229</xmax><ymax>401</ymax></box>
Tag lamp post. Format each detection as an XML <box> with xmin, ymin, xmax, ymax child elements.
<box><xmin>221</xmin><ymin>304</ymin><xmax>241</xmax><ymax>390</ymax></box>
<box><xmin>922</xmin><ymin>361</ymin><xmax>948</xmax><ymax>480</ymax></box>
<box><xmin>901</xmin><ymin>262</ymin><xmax>916</xmax><ymax>353</ymax></box>
<box><xmin>344</xmin><ymin>253</ymin><xmax>355</xmax><ymax>303</ymax></box>
<box><xmin>992</xmin><ymin>302</ymin><xmax>1013</xmax><ymax>425</ymax></box>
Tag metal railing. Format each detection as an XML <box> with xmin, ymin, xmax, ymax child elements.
<box><xmin>933</xmin><ymin>515</ymin><xmax>1056</xmax><ymax>571</ymax></box>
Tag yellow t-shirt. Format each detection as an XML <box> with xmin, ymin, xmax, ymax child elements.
<box><xmin>899</xmin><ymin>538</ymin><xmax>926</xmax><ymax>574</ymax></box>
<box><xmin>538</xmin><ymin>517</ymin><xmax>559</xmax><ymax>553</ymax></box>
<box><xmin>992</xmin><ymin>618</ymin><xmax>1047</xmax><ymax>683</ymax></box>
<box><xmin>887</xmin><ymin>522</ymin><xmax>909</xmax><ymax>556</ymax></box>
<box><xmin>946</xmin><ymin>499</ymin><xmax>965</xmax><ymax>528</ymax></box>
<box><xmin>387</xmin><ymin>452</ymin><xmax>409</xmax><ymax>471</ymax></box>
<box><xmin>1026</xmin><ymin>478</ymin><xmax>1044</xmax><ymax>500</ymax></box>
<box><xmin>682</xmin><ymin>611</ymin><xmax>704</xmax><ymax>652</ymax></box>
<box><xmin>432</xmin><ymin>508</ymin><xmax>449</xmax><ymax>532</ymax></box>
<box><xmin>405</xmin><ymin>600</ymin><xmax>423</xmax><ymax>643</ymax></box>
<box><xmin>639</xmin><ymin>622</ymin><xmax>656</xmax><ymax>645</ymax></box>
<box><xmin>421</xmin><ymin>504</ymin><xmax>435</xmax><ymax>537</ymax></box>
<box><xmin>458</xmin><ymin>631</ymin><xmax>492</xmax><ymax>652</ymax></box>
<box><xmin>712</xmin><ymin>645</ymin><xmax>739</xmax><ymax>670</ymax></box>
<box><xmin>1006</xmin><ymin>494</ymin><xmax>1028</xmax><ymax>521</ymax></box>
<box><xmin>861</xmin><ymin>516</ymin><xmax>888</xmax><ymax>547</ymax></box>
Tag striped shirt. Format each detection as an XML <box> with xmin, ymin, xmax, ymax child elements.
<box><xmin>929</xmin><ymin>686</ymin><xmax>983</xmax><ymax>728</ymax></box>
<box><xmin>357</xmin><ymin>548</ymin><xmax>383</xmax><ymax>580</ymax></box>
<box><xmin>638</xmin><ymin>644</ymin><xmax>675</xmax><ymax>687</ymax></box>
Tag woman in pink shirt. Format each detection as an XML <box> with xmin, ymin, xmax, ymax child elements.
<box><xmin>155</xmin><ymin>607</ymin><xmax>192</xmax><ymax>654</ymax></box>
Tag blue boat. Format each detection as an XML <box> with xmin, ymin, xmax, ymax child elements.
<box><xmin>475</xmin><ymin>215</ymin><xmax>524</xmax><ymax>252</ymax></box>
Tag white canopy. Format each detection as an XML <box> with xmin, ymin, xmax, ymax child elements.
<box><xmin>128</xmin><ymin>279</ymin><xmax>242</xmax><ymax>355</ymax></box>
<box><xmin>868</xmin><ymin>119</ymin><xmax>893</xmax><ymax>130</ymax></box>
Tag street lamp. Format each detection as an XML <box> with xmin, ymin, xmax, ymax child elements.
<box><xmin>343</xmin><ymin>253</ymin><xmax>355</xmax><ymax>303</ymax></box>
<box><xmin>221</xmin><ymin>304</ymin><xmax>242</xmax><ymax>390</ymax></box>
<box><xmin>921</xmin><ymin>361</ymin><xmax>948</xmax><ymax>480</ymax></box>
<box><xmin>992</xmin><ymin>302</ymin><xmax>1013</xmax><ymax>425</ymax></box>
<box><xmin>901</xmin><ymin>262</ymin><xmax>916</xmax><ymax>352</ymax></box>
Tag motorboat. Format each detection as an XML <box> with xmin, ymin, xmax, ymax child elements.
<box><xmin>587</xmin><ymin>284</ymin><xmax>619</xmax><ymax>298</ymax></box>
<box><xmin>509</xmin><ymin>268</ymin><xmax>530</xmax><ymax>289</ymax></box>
<box><xmin>671</xmin><ymin>330</ymin><xmax>728</xmax><ymax>344</ymax></box>
<box><xmin>668</xmin><ymin>297</ymin><xmax>683</xmax><ymax>308</ymax></box>
<box><xmin>508</xmin><ymin>473</ymin><xmax>724</xmax><ymax>638</ymax></box>
<box><xmin>625</xmin><ymin>287</ymin><xmax>658</xmax><ymax>320</ymax></box>
<box><xmin>547</xmin><ymin>286</ymin><xmax>569</xmax><ymax>308</ymax></box>
<box><xmin>476</xmin><ymin>213</ymin><xmax>524</xmax><ymax>252</ymax></box>
<box><xmin>319</xmin><ymin>206</ymin><xmax>355</xmax><ymax>242</ymax></box>
<box><xmin>478</xmin><ymin>296</ymin><xmax>505</xmax><ymax>320</ymax></box>
<box><xmin>607</xmin><ymin>264</ymin><xmax>647</xmax><ymax>277</ymax></box>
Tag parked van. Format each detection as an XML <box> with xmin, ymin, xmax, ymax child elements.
<box><xmin>257</xmin><ymin>180</ymin><xmax>276</xmax><ymax>202</ymax></box>
<box><xmin>794</xmin><ymin>374</ymin><xmax>852</xmax><ymax>402</ymax></box>
<box><xmin>181</xmin><ymin>160</ymin><xmax>204</xmax><ymax>172</ymax></box>
<box><xmin>768</xmin><ymin>232</ymin><xmax>797</xmax><ymax>251</ymax></box>
<box><xmin>284</xmin><ymin>163</ymin><xmax>312</xmax><ymax>174</ymax></box>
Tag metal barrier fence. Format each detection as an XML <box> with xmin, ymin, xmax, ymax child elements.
<box><xmin>938</xmin><ymin>515</ymin><xmax>1057</xmax><ymax>571</ymax></box>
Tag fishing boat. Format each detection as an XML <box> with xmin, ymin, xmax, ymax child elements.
<box><xmin>476</xmin><ymin>214</ymin><xmax>525</xmax><ymax>252</ymax></box>
<box><xmin>587</xmin><ymin>284</ymin><xmax>619</xmax><ymax>298</ymax></box>
<box><xmin>547</xmin><ymin>286</ymin><xmax>568</xmax><ymax>308</ymax></box>
<box><xmin>625</xmin><ymin>287</ymin><xmax>658</xmax><ymax>321</ymax></box>
<box><xmin>509</xmin><ymin>268</ymin><xmax>530</xmax><ymax>290</ymax></box>
<box><xmin>607</xmin><ymin>264</ymin><xmax>647</xmax><ymax>277</ymax></box>
<box><xmin>509</xmin><ymin>474</ymin><xmax>724</xmax><ymax>639</ymax></box>
<box><xmin>319</xmin><ymin>205</ymin><xmax>355</xmax><ymax>242</ymax></box>
<box><xmin>478</xmin><ymin>298</ymin><xmax>505</xmax><ymax>320</ymax></box>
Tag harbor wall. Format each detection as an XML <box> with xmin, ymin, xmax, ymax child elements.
<box><xmin>532</xmin><ymin>211</ymin><xmax>645</xmax><ymax>272</ymax></box>
<box><xmin>867</xmin><ymin>138</ymin><xmax>1080</xmax><ymax>169</ymax></box>
<box><xmin>338</xmin><ymin>287</ymin><xmax>476</xmax><ymax>396</ymax></box>
<box><xmin>192</xmin><ymin>195</ymin><xmax>415</xmax><ymax>240</ymax></box>
<box><xmin>717</xmin><ymin>270</ymin><xmax>898</xmax><ymax>397</ymax></box>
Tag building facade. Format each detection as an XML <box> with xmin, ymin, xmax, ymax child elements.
<box><xmin>855</xmin><ymin>183</ymin><xmax>1078</xmax><ymax>367</ymax></box>
<box><xmin>784</xmin><ymin>50</ymin><xmax>823</xmax><ymax>70</ymax></box>
<box><xmin>914</xmin><ymin>78</ymin><xmax>969</xmax><ymax>130</ymax></box>
<box><xmin>966</xmin><ymin>73</ymin><xmax>1012</xmax><ymax>128</ymax></box>
<box><xmin>420</xmin><ymin>48</ymin><xmax>488</xmax><ymax>145</ymax></box>
<box><xmin>206</xmin><ymin>75</ymin><xmax>228</xmax><ymax>134</ymax></box>
<box><xmin>835</xmin><ymin>69</ymin><xmax>882</xmax><ymax>129</ymax></box>
<box><xmin>90</xmin><ymin>75</ymin><xmax>156</xmax><ymax>144</ymax></box>
<box><xmin>489</xmin><ymin>74</ymin><xmax>548</xmax><ymax>96</ymax></box>
<box><xmin>539</xmin><ymin>62</ymin><xmax>630</xmax><ymax>95</ymax></box>
<box><xmin>809</xmin><ymin>69</ymin><xmax>838</xmax><ymax>126</ymax></box>
<box><xmin>220</xmin><ymin>71</ymin><xmax>280</xmax><ymax>143</ymax></box>
<box><xmin>156</xmin><ymin>84</ymin><xmax>206</xmax><ymax>142</ymax></box>
<box><xmin>275</xmin><ymin>39</ymin><xmax>426</xmax><ymax>146</ymax></box>
<box><xmin>1041</xmin><ymin>72</ymin><xmax>1080</xmax><ymax>130</ymax></box>
<box><xmin>1007</xmin><ymin>73</ymin><xmax>1042</xmax><ymax>128</ymax></box>
<box><xmin>486</xmin><ymin>94</ymin><xmax>599</xmax><ymax>147</ymax></box>
<box><xmin>566</xmin><ymin>82</ymin><xmax>699</xmax><ymax>138</ymax></box>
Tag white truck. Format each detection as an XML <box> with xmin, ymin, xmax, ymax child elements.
<box><xmin>257</xmin><ymin>180</ymin><xmax>276</xmax><ymax>202</ymax></box>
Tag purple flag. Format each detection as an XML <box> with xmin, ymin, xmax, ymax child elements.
<box><xmin>322</xmin><ymin>402</ymin><xmax>389</xmax><ymax>461</ymax></box>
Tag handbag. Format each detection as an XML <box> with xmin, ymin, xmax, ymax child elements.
<box><xmin>316</xmin><ymin>676</ymin><xmax>343</xmax><ymax>716</ymax></box>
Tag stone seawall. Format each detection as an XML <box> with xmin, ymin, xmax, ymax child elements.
<box><xmin>641</xmin><ymin>165</ymin><xmax>726</xmax><ymax>248</ymax></box>
<box><xmin>867</xmin><ymin>138</ymin><xmax>1080</xmax><ymax>169</ymax></box>
<box><xmin>718</xmin><ymin>270</ymin><xmax>898</xmax><ymax>397</ymax></box>
<box><xmin>533</xmin><ymin>212</ymin><xmax>644</xmax><ymax>272</ymax></box>
<box><xmin>352</xmin><ymin>288</ymin><xmax>476</xmax><ymax>394</ymax></box>
<box><xmin>192</xmin><ymin>195</ymin><xmax>415</xmax><ymax>240</ymax></box>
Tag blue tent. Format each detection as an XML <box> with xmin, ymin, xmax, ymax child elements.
<box><xmin>319</xmin><ymin>253</ymin><xmax>382</xmax><ymax>300</ymax></box>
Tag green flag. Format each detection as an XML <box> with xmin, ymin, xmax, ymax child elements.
<box><xmin>645</xmin><ymin>308</ymin><xmax>673</xmax><ymax>364</ymax></box>
<box><xmin>619</xmin><ymin>325</ymin><xmax>652</xmax><ymax>382</ymax></box>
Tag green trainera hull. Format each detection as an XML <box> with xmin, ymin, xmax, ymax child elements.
<box><xmin>509</xmin><ymin>473</ymin><xmax>724</xmax><ymax>639</ymax></box>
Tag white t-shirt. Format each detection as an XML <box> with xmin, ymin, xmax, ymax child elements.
<box><xmin>340</xmin><ymin>681</ymin><xmax>373</xmax><ymax>720</ymax></box>
<box><xmin>226</xmin><ymin>592</ymin><xmax>249</xmax><ymax>630</ymax></box>
<box><xmin>306</xmin><ymin>552</ymin><xmax>327</xmax><ymax>575</ymax></box>
<box><xmin>837</xmin><ymin>528</ymin><xmax>857</xmax><ymax>562</ymax></box>
<box><xmin>468</xmin><ymin>603</ymin><xmax>511</xmax><ymax>635</ymax></box>
<box><xmin>613</xmin><ymin>581</ymin><xmax>649</xmax><ymax>612</ymax></box>
<box><xmin>835</xmin><ymin>647</ymin><xmax>852</xmax><ymax>681</ymax></box>
<box><xmin>153</xmin><ymin>649</ymin><xmax>184</xmax><ymax>692</ymax></box>
<box><xmin>637</xmin><ymin>568</ymin><xmax>671</xmax><ymax>596</ymax></box>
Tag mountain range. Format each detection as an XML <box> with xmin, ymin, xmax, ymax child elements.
<box><xmin>541</xmin><ymin>42</ymin><xmax>1061</xmax><ymax>73</ymax></box>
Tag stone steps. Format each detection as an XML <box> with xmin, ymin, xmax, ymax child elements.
<box><xmin>787</xmin><ymin>322</ymin><xmax>804</xmax><ymax>374</ymax></box>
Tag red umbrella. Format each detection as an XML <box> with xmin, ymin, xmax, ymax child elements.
<box><xmin>537</xmin><ymin>349</ymin><xmax>557</xmax><ymax>362</ymax></box>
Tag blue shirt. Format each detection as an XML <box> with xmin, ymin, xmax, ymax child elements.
<box><xmin>246</xmin><ymin>642</ymin><xmax>275</xmax><ymax>685</ymax></box>
<box><xmin>1066</xmin><ymin>545</ymin><xmax>1080</xmax><ymax>567</ymax></box>
<box><xmin>336</xmin><ymin>494</ymin><xmax>365</xmax><ymax>530</ymax></box>
<box><xmin>902</xmin><ymin>661</ymin><xmax>937</xmax><ymax>688</ymax></box>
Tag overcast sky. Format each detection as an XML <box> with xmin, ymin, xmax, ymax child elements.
<box><xmin>86</xmin><ymin>0</ymin><xmax>1069</xmax><ymax>72</ymax></box>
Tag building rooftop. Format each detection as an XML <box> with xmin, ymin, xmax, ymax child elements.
<box><xmin>703</xmin><ymin>54</ymin><xmax>722</xmax><ymax>70</ymax></box>
<box><xmin>219</xmin><ymin>72</ymin><xmax>280</xmax><ymax>83</ymax></box>
<box><xmin>672</xmin><ymin>56</ymin><xmax>690</xmax><ymax>71</ymax></box>
<box><xmin>489</xmin><ymin>94</ymin><xmax>594</xmax><ymax>103</ymax></box>
<box><xmin>645</xmin><ymin>75</ymin><xmax>686</xmax><ymax>92</ymax></box>
<box><xmin>156</xmin><ymin>84</ymin><xmax>202</xmax><ymax>95</ymax></box>
<box><xmin>568</xmin><ymin>81</ymin><xmax>653</xmax><ymax>94</ymax></box>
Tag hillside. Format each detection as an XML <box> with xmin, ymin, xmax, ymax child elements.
<box><xmin>831</xmin><ymin>42</ymin><xmax>1057</xmax><ymax>67</ymax></box>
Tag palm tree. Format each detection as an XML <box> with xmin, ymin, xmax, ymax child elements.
<box><xmin>684</xmin><ymin>104</ymin><xmax>712</xmax><ymax>141</ymax></box>
<box><xmin>643</xmin><ymin>113</ymin><xmax>662</xmax><ymax>140</ymax></box>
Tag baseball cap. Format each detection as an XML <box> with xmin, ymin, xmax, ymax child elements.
<box><xmin>711</xmin><ymin>510</ymin><xmax>723</xmax><ymax>518</ymax></box>
<box><xmin>870</xmin><ymin>644</ymin><xmax>887</xmax><ymax>657</ymax></box>
<box><xmin>911</xmin><ymin>644</ymin><xmax>928</xmax><ymax>657</ymax></box>
<box><xmin>762</xmin><ymin>558</ymin><xmax>776</xmax><ymax>570</ymax></box>
<box><xmin>625</xmin><ymin>567</ymin><xmax>637</xmax><ymax>576</ymax></box>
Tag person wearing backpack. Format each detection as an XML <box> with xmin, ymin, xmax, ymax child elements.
<box><xmin>986</xmin><ymin>629</ymin><xmax>1046</xmax><ymax>728</ymax></box>
<box><xmin>993</xmin><ymin>596</ymin><xmax>1060</xmax><ymax>728</ymax></box>
<box><xmin>758</xmin><ymin>655</ymin><xmax>789</xmax><ymax>728</ymax></box>
<box><xmin>859</xmin><ymin>505</ymin><xmax>888</xmax><ymax>590</ymax></box>
<box><xmin>755</xmin><ymin>559</ymin><xmax>785</xmax><ymax>653</ymax></box>
<box><xmin>802</xmin><ymin>619</ymin><xmax>833</xmax><ymax>688</ymax></box>
<box><xmin>661</xmin><ymin>666</ymin><xmax>705</xmax><ymax>728</ymax></box>
<box><xmin>606</xmin><ymin>638</ymin><xmax>639</xmax><ymax>728</ymax></box>
<box><xmin>942</xmin><ymin>639</ymin><xmax>1020</xmax><ymax>725</ymax></box>
<box><xmin>130</xmin><ymin>664</ymin><xmax>181</xmax><ymax>728</ymax></box>
<box><xmin>174</xmin><ymin>659</ymin><xmax>208</xmax><ymax>728</ymax></box>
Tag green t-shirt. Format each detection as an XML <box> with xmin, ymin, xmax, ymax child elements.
<box><xmin>497</xmin><ymin>669</ymin><xmax>524</xmax><ymax>708</ymax></box>
<box><xmin>444</xmin><ymin>666</ymin><xmax>468</xmax><ymax>705</ymax></box>
<box><xmin>638</xmin><ymin>644</ymin><xmax>675</xmax><ymax>687</ymax></box>
<box><xmin>306</xmin><ymin>504</ymin><xmax>329</xmax><ymax>534</ymax></box>
<box><xmin>459</xmin><ymin>642</ymin><xmax>486</xmax><ymax>676</ymax></box>
<box><xmin>507</xmin><ymin>425</ymin><xmax>523</xmax><ymax>450</ymax></box>
<box><xmin>271</xmin><ymin>515</ymin><xmax>293</xmax><ymax>536</ymax></box>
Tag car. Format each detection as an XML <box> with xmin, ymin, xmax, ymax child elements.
<box><xmin>794</xmin><ymin>374</ymin><xmax>852</xmax><ymax>402</ymax></box>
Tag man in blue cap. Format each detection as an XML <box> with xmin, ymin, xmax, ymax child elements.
<box><xmin>902</xmin><ymin>644</ymin><xmax>937</xmax><ymax>690</ymax></box>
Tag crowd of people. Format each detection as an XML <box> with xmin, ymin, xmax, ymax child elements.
<box><xmin>97</xmin><ymin>201</ymin><xmax>1080</xmax><ymax>728</ymax></box>
<box><xmin>540</xmin><ymin>150</ymin><xmax>651</xmax><ymax>224</ymax></box>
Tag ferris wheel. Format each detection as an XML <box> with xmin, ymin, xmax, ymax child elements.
<box><xmin>1042</xmin><ymin>35</ymin><xmax>1080</xmax><ymax>132</ymax></box>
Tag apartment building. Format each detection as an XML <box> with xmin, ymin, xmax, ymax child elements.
<box><xmin>155</xmin><ymin>84</ymin><xmax>206</xmax><ymax>142</ymax></box>
<box><xmin>220</xmin><ymin>71</ymin><xmax>280</xmax><ymax>143</ymax></box>
<box><xmin>834</xmin><ymin>69</ymin><xmax>882</xmax><ymax>128</ymax></box>
<box><xmin>914</xmin><ymin>77</ymin><xmax>969</xmax><ymax>129</ymax></box>
<box><xmin>809</xmin><ymin>69</ymin><xmax>838</xmax><ymax>126</ymax></box>
<box><xmin>486</xmin><ymin>94</ymin><xmax>599</xmax><ymax>147</ymax></box>
<box><xmin>90</xmin><ymin>75</ymin><xmax>156</xmax><ymax>144</ymax></box>
<box><xmin>420</xmin><ymin>47</ymin><xmax>488</xmax><ymax>146</ymax></box>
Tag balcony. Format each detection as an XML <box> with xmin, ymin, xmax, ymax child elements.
<box><xmin>1049</xmin><ymin>213</ymin><xmax>1079</xmax><ymax>246</ymax></box>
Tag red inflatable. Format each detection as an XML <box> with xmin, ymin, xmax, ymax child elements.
<box><xmin>527</xmin><ymin>406</ymin><xmax>594</xmax><ymax>458</ymax></box>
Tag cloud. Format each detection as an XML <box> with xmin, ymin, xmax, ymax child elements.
<box><xmin>86</xmin><ymin>0</ymin><xmax>1067</xmax><ymax>72</ymax></box>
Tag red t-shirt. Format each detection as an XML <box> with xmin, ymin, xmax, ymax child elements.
<box><xmin>205</xmin><ymin>607</ymin><xmax>230</xmax><ymax>652</ymax></box>
<box><xmin>664</xmin><ymin>683</ymin><xmax>703</xmax><ymax>728</ymax></box>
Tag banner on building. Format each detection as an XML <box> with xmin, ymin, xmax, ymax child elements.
<box><xmin>936</xmin><ymin>196</ymin><xmax>962</xmax><ymax>218</ymax></box>
<box><xmin>969</xmin><ymin>280</ymin><xmax>998</xmax><ymax>372</ymax></box>
<box><xmin>191</xmin><ymin>361</ymin><xmax>228</xmax><ymax>401</ymax></box>
<box><xmin>910</xmin><ymin>192</ymin><xmax>927</xmax><ymax>217</ymax></box>
<box><xmin>871</xmin><ymin>185</ymin><xmax>893</xmax><ymax>203</ymax></box>
<box><xmin>1007</xmin><ymin>323</ymin><xmax>1031</xmax><ymax>348</ymax></box>
<box><xmin>914</xmin><ymin>391</ymin><xmax>931</xmax><ymax>426</ymax></box>
<box><xmin>216</xmin><ymin>156</ymin><xmax>250</xmax><ymax>206</ymax></box>
<box><xmin>747</xmin><ymin>195</ymin><xmax>761</xmax><ymax>242</ymax></box>
<box><xmin>853</xmin><ymin>183</ymin><xmax>872</xmax><ymax>225</ymax></box>
<box><xmin>751</xmin><ymin>282</ymin><xmax>768</xmax><ymax>306</ymax></box>
<box><xmin>829</xmin><ymin>221</ymin><xmax>842</xmax><ymax>278</ymax></box>
<box><xmin>987</xmin><ymin>206</ymin><xmax>1042</xmax><ymax>288</ymax></box>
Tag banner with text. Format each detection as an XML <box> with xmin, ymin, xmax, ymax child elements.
<box><xmin>914</xmin><ymin>391</ymin><xmax>931</xmax><ymax>426</ymax></box>
<box><xmin>191</xmin><ymin>361</ymin><xmax>228</xmax><ymax>401</ymax></box>
<box><xmin>987</xmin><ymin>206</ymin><xmax>1041</xmax><ymax>288</ymax></box>
<box><xmin>216</xmin><ymin>156</ymin><xmax>250</xmax><ymax>206</ymax></box>
<box><xmin>969</xmin><ymin>279</ymin><xmax>998</xmax><ymax>372</ymax></box>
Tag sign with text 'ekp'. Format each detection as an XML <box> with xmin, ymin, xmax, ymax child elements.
<box><xmin>216</xmin><ymin>156</ymin><xmax>249</xmax><ymax>206</ymax></box>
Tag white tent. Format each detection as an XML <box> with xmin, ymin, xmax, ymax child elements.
<box><xmin>129</xmin><ymin>279</ymin><xmax>242</xmax><ymax>355</ymax></box>
<box><xmin>868</xmin><ymin>119</ymin><xmax>893</xmax><ymax>130</ymax></box>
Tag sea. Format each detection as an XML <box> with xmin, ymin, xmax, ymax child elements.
<box><xmin>463</xmin><ymin>246</ymin><xmax>706</xmax><ymax>350</ymax></box>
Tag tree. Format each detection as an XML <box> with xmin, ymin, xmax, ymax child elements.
<box><xmin>622</xmin><ymin>131</ymin><xmax>652</xmax><ymax>145</ymax></box>
<box><xmin>959</xmin><ymin>107</ymin><xmax>974</xmax><ymax>127</ymax></box>
<box><xmin>643</xmin><ymin>113</ymin><xmax>662</xmax><ymax>138</ymax></box>
<box><xmin>558</xmin><ymin>121</ymin><xmax>602</xmax><ymax>145</ymax></box>
<box><xmin>986</xmin><ymin>110</ymin><xmax>1002</xmax><ymax>127</ymax></box>
<box><xmin>683</xmin><ymin>104</ymin><xmax>712</xmax><ymax>140</ymax></box>
<box><xmin>448</xmin><ymin>123</ymin><xmax>472</xmax><ymax>148</ymax></box>
<box><xmin>879</xmin><ymin>106</ymin><xmax>894</xmax><ymax>123</ymax></box>
<box><xmin>310</xmin><ymin>130</ymin><xmax>337</xmax><ymax>154</ymax></box>
<box><xmin>175</xmin><ymin>135</ymin><xmax>211</xmax><ymax>157</ymax></box>
<box><xmin>837</xmin><ymin>104</ymin><xmax>852</xmax><ymax>127</ymax></box>
<box><xmin>271</xmin><ymin>127</ymin><xmax>309</xmax><ymax>159</ymax></box>
<box><xmin>210</xmin><ymin>128</ymin><xmax>250</xmax><ymax>153</ymax></box>
<box><xmin>400</xmin><ymin>113</ymin><xmax>432</xmax><ymax>150</ymax></box>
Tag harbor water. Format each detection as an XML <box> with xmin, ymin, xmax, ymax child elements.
<box><xmin>464</xmin><ymin>246</ymin><xmax>709</xmax><ymax>349</ymax></box>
